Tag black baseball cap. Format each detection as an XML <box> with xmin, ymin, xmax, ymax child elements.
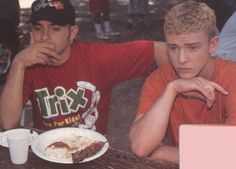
<box><xmin>30</xmin><ymin>0</ymin><xmax>76</xmax><ymax>26</ymax></box>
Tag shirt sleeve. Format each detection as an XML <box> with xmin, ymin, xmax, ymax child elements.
<box><xmin>89</xmin><ymin>40</ymin><xmax>154</xmax><ymax>86</ymax></box>
<box><xmin>136</xmin><ymin>69</ymin><xmax>165</xmax><ymax>115</ymax></box>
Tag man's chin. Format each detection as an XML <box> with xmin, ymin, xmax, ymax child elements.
<box><xmin>178</xmin><ymin>73</ymin><xmax>196</xmax><ymax>79</ymax></box>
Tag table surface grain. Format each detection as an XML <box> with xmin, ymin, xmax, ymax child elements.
<box><xmin>0</xmin><ymin>145</ymin><xmax>179</xmax><ymax>169</ymax></box>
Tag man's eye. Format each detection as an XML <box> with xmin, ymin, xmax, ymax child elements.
<box><xmin>190</xmin><ymin>46</ymin><xmax>199</xmax><ymax>50</ymax></box>
<box><xmin>52</xmin><ymin>26</ymin><xmax>61</xmax><ymax>31</ymax></box>
<box><xmin>33</xmin><ymin>26</ymin><xmax>41</xmax><ymax>31</ymax></box>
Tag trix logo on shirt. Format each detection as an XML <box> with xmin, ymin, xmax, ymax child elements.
<box><xmin>34</xmin><ymin>81</ymin><xmax>101</xmax><ymax>130</ymax></box>
<box><xmin>35</xmin><ymin>86</ymin><xmax>88</xmax><ymax>117</ymax></box>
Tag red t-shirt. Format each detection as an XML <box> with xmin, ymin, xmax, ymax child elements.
<box><xmin>23</xmin><ymin>40</ymin><xmax>154</xmax><ymax>134</ymax></box>
<box><xmin>137</xmin><ymin>57</ymin><xmax>236</xmax><ymax>146</ymax></box>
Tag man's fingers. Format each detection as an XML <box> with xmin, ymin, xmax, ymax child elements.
<box><xmin>36</xmin><ymin>53</ymin><xmax>50</xmax><ymax>65</ymax></box>
<box><xmin>210</xmin><ymin>82</ymin><xmax>228</xmax><ymax>95</ymax></box>
<box><xmin>178</xmin><ymin>77</ymin><xmax>228</xmax><ymax>108</ymax></box>
<box><xmin>197</xmin><ymin>77</ymin><xmax>228</xmax><ymax>95</ymax></box>
<box><xmin>206</xmin><ymin>99</ymin><xmax>215</xmax><ymax>108</ymax></box>
<box><xmin>40</xmin><ymin>48</ymin><xmax>60</xmax><ymax>61</ymax></box>
<box><xmin>198</xmin><ymin>81</ymin><xmax>227</xmax><ymax>108</ymax></box>
<box><xmin>31</xmin><ymin>42</ymin><xmax>59</xmax><ymax>61</ymax></box>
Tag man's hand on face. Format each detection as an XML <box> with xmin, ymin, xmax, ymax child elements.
<box><xmin>15</xmin><ymin>33</ymin><xmax>60</xmax><ymax>68</ymax></box>
<box><xmin>170</xmin><ymin>77</ymin><xmax>228</xmax><ymax>107</ymax></box>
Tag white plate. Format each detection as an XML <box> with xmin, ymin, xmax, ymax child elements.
<box><xmin>0</xmin><ymin>128</ymin><xmax>39</xmax><ymax>147</ymax></box>
<box><xmin>31</xmin><ymin>127</ymin><xmax>109</xmax><ymax>164</ymax></box>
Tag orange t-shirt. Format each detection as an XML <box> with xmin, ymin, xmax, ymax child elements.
<box><xmin>137</xmin><ymin>57</ymin><xmax>236</xmax><ymax>146</ymax></box>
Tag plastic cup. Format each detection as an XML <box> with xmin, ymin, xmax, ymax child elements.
<box><xmin>7</xmin><ymin>128</ymin><xmax>30</xmax><ymax>164</ymax></box>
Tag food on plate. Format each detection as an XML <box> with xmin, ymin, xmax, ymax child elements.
<box><xmin>44</xmin><ymin>134</ymin><xmax>106</xmax><ymax>161</ymax></box>
<box><xmin>45</xmin><ymin>141</ymin><xmax>77</xmax><ymax>159</ymax></box>
<box><xmin>72</xmin><ymin>141</ymin><xmax>106</xmax><ymax>163</ymax></box>
<box><xmin>47</xmin><ymin>141</ymin><xmax>77</xmax><ymax>152</ymax></box>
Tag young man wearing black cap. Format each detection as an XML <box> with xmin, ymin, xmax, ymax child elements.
<box><xmin>0</xmin><ymin>0</ymin><xmax>168</xmax><ymax>133</ymax></box>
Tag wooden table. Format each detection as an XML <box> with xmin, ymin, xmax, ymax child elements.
<box><xmin>0</xmin><ymin>146</ymin><xmax>179</xmax><ymax>169</ymax></box>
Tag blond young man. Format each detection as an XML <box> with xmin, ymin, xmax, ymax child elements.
<box><xmin>129</xmin><ymin>0</ymin><xmax>236</xmax><ymax>164</ymax></box>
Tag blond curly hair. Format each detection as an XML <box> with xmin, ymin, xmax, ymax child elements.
<box><xmin>164</xmin><ymin>0</ymin><xmax>217</xmax><ymax>39</ymax></box>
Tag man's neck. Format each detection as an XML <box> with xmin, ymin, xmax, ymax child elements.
<box><xmin>198</xmin><ymin>56</ymin><xmax>216</xmax><ymax>80</ymax></box>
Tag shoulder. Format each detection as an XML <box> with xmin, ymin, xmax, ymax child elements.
<box><xmin>215</xmin><ymin>57</ymin><xmax>236</xmax><ymax>74</ymax></box>
<box><xmin>145</xmin><ymin>64</ymin><xmax>175</xmax><ymax>86</ymax></box>
<box><xmin>72</xmin><ymin>40</ymin><xmax>153</xmax><ymax>47</ymax></box>
<box><xmin>71</xmin><ymin>41</ymin><xmax>105</xmax><ymax>56</ymax></box>
<box><xmin>140</xmin><ymin>65</ymin><xmax>175</xmax><ymax>101</ymax></box>
<box><xmin>214</xmin><ymin>57</ymin><xmax>236</xmax><ymax>86</ymax></box>
<box><xmin>71</xmin><ymin>40</ymin><xmax>154</xmax><ymax>58</ymax></box>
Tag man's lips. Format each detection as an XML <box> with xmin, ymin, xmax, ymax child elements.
<box><xmin>176</xmin><ymin>67</ymin><xmax>192</xmax><ymax>73</ymax></box>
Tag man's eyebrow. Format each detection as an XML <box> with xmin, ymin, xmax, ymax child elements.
<box><xmin>185</xmin><ymin>42</ymin><xmax>201</xmax><ymax>46</ymax></box>
<box><xmin>32</xmin><ymin>23</ymin><xmax>41</xmax><ymax>26</ymax></box>
<box><xmin>32</xmin><ymin>23</ymin><xmax>62</xmax><ymax>27</ymax></box>
<box><xmin>49</xmin><ymin>23</ymin><xmax>61</xmax><ymax>26</ymax></box>
<box><xmin>167</xmin><ymin>42</ymin><xmax>201</xmax><ymax>46</ymax></box>
<box><xmin>166</xmin><ymin>43</ymin><xmax>176</xmax><ymax>46</ymax></box>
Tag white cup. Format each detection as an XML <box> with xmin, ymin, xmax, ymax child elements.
<box><xmin>7</xmin><ymin>128</ymin><xmax>30</xmax><ymax>164</ymax></box>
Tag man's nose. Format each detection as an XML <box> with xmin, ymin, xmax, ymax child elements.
<box><xmin>178</xmin><ymin>49</ymin><xmax>189</xmax><ymax>64</ymax></box>
<box><xmin>41</xmin><ymin>29</ymin><xmax>51</xmax><ymax>41</ymax></box>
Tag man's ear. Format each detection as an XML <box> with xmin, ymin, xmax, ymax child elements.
<box><xmin>30</xmin><ymin>32</ymin><xmax>35</xmax><ymax>45</ymax></box>
<box><xmin>209</xmin><ymin>36</ymin><xmax>219</xmax><ymax>54</ymax></box>
<box><xmin>70</xmin><ymin>25</ymin><xmax>79</xmax><ymax>41</ymax></box>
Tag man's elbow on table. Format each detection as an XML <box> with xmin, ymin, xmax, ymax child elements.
<box><xmin>130</xmin><ymin>141</ymin><xmax>151</xmax><ymax>158</ymax></box>
<box><xmin>130</xmin><ymin>140</ymin><xmax>179</xmax><ymax>164</ymax></box>
<box><xmin>0</xmin><ymin>103</ymin><xmax>22</xmax><ymax>130</ymax></box>
<box><xmin>0</xmin><ymin>116</ymin><xmax>19</xmax><ymax>131</ymax></box>
<box><xmin>129</xmin><ymin>132</ymin><xmax>156</xmax><ymax>158</ymax></box>
<box><xmin>150</xmin><ymin>145</ymin><xmax>179</xmax><ymax>164</ymax></box>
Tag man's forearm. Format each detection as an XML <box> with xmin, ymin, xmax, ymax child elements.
<box><xmin>129</xmin><ymin>83</ymin><xmax>178</xmax><ymax>157</ymax></box>
<box><xmin>0</xmin><ymin>59</ymin><xmax>25</xmax><ymax>129</ymax></box>
<box><xmin>150</xmin><ymin>145</ymin><xmax>179</xmax><ymax>164</ymax></box>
